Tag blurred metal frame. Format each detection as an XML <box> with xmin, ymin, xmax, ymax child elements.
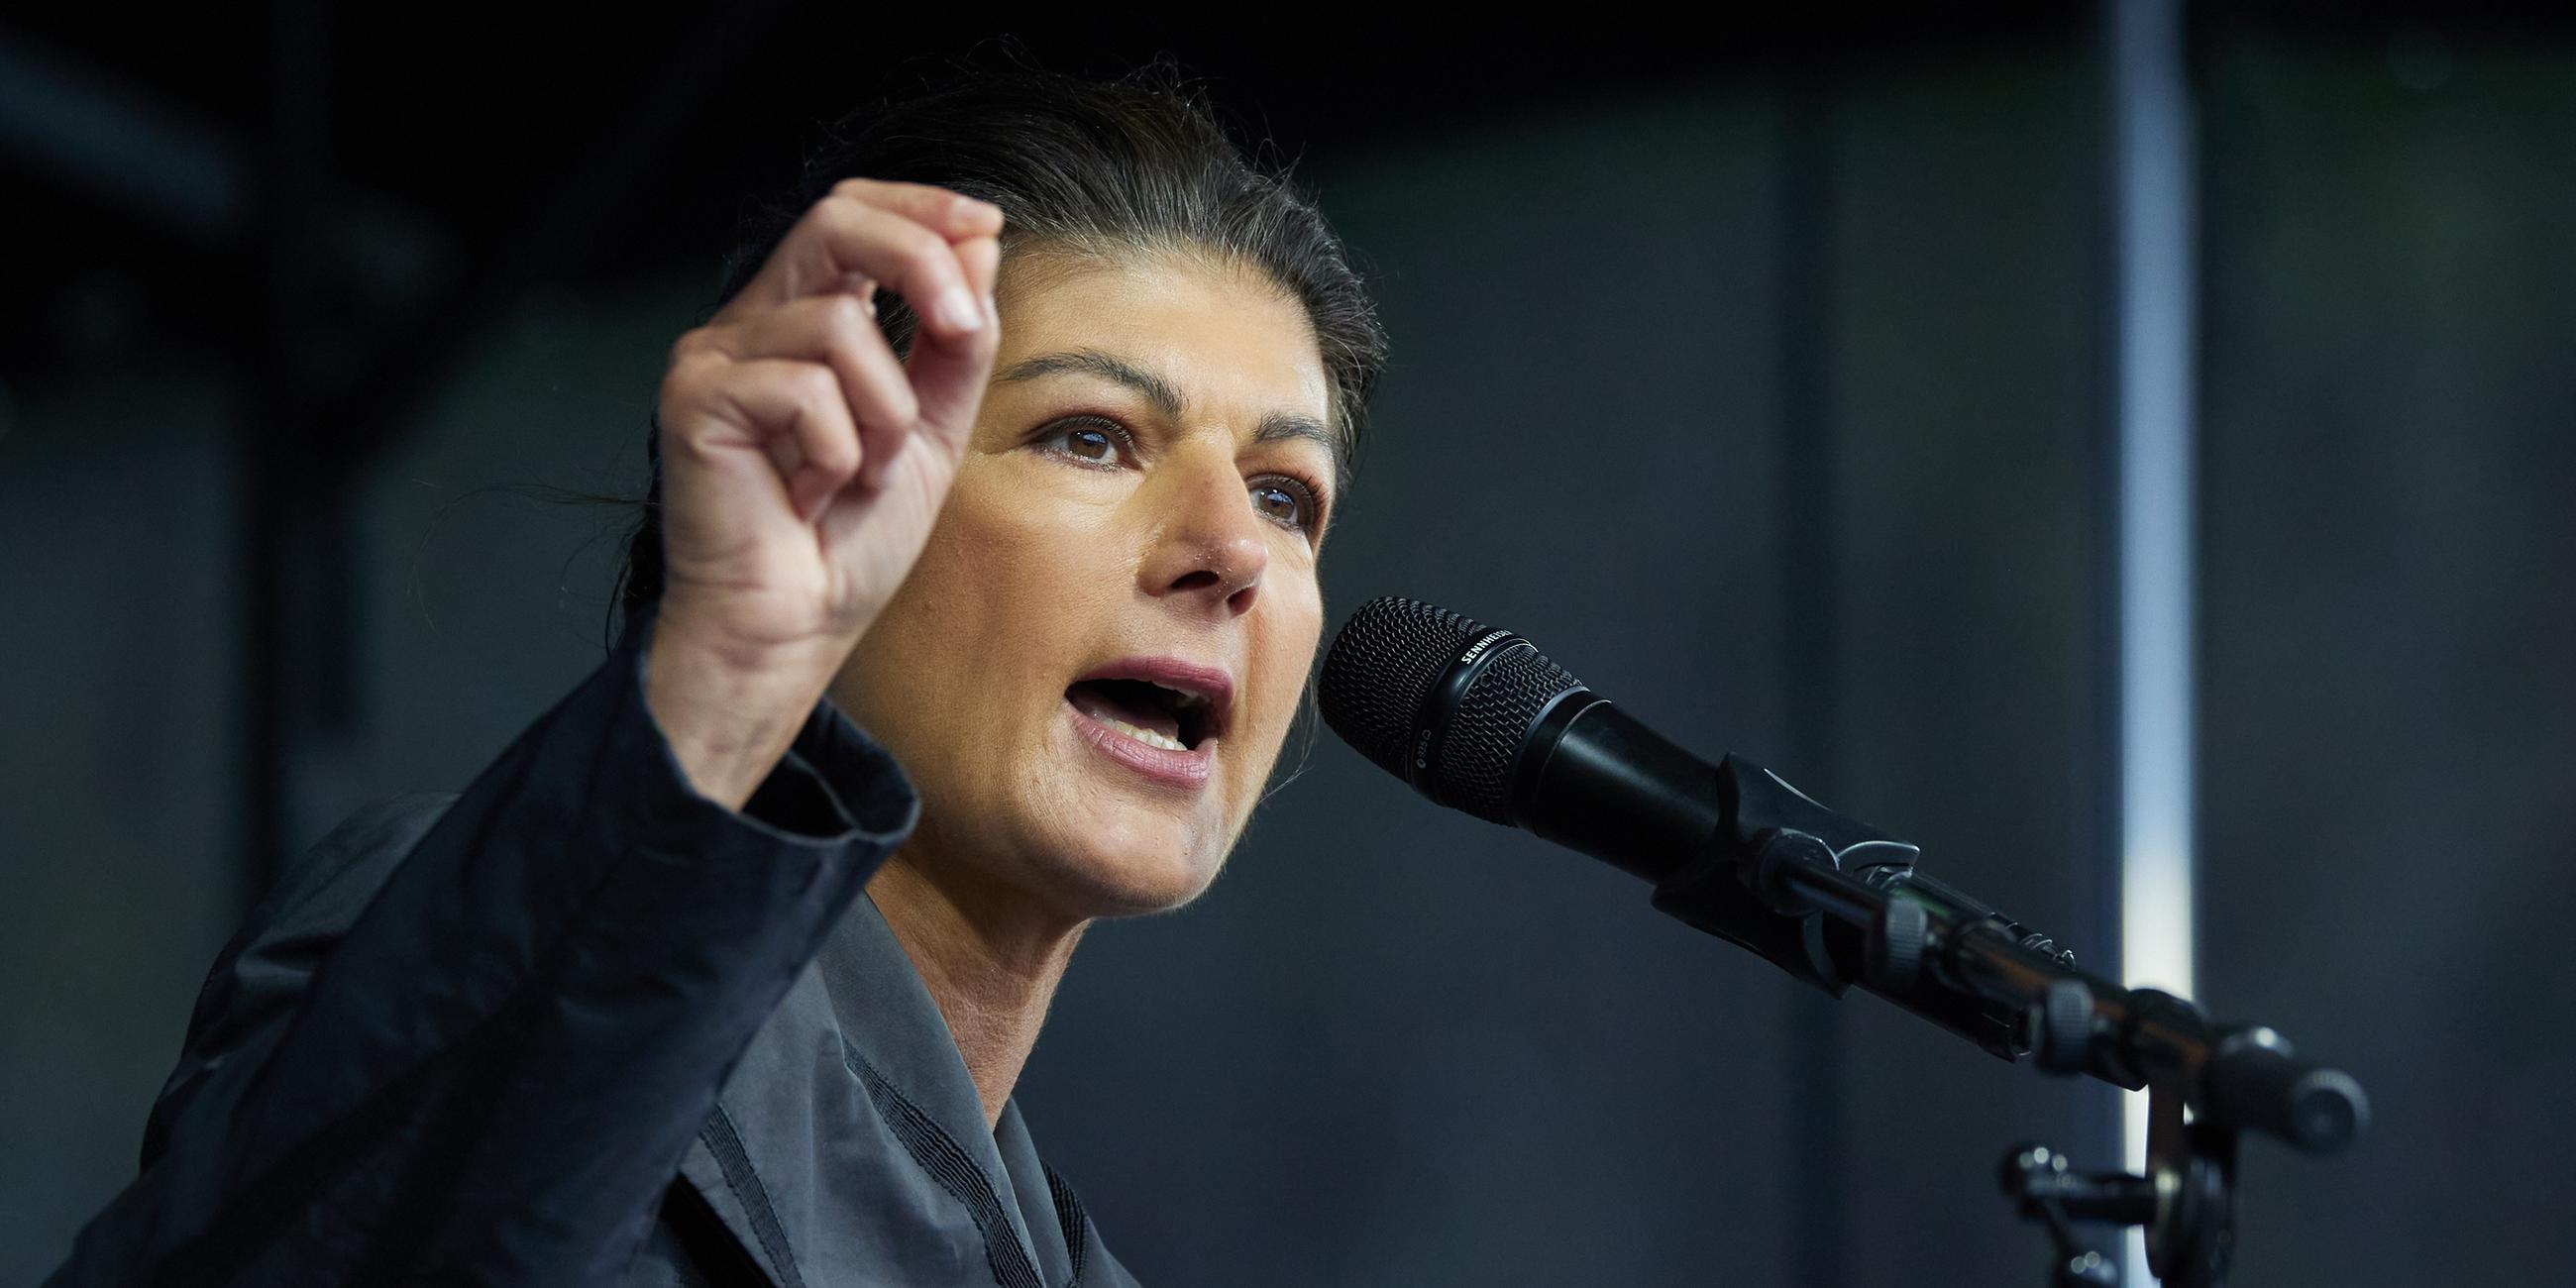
<box><xmin>2103</xmin><ymin>0</ymin><xmax>2200</xmax><ymax>1283</ymax></box>
<box><xmin>0</xmin><ymin>2</ymin><xmax>799</xmax><ymax>908</ymax></box>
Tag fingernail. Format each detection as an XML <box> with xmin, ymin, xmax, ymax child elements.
<box><xmin>937</xmin><ymin>287</ymin><xmax>983</xmax><ymax>333</ymax></box>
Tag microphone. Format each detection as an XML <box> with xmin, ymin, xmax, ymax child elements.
<box><xmin>1316</xmin><ymin>594</ymin><xmax>2369</xmax><ymax>1156</ymax></box>
<box><xmin>1317</xmin><ymin>595</ymin><xmax>1889</xmax><ymax>884</ymax></box>
<box><xmin>1316</xmin><ymin>593</ymin><xmax>2375</xmax><ymax>1284</ymax></box>
<box><xmin>1317</xmin><ymin>595</ymin><xmax>1943</xmax><ymax>1003</ymax></box>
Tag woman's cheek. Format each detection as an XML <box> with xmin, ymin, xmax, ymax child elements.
<box><xmin>1243</xmin><ymin>592</ymin><xmax>1325</xmax><ymax>778</ymax></box>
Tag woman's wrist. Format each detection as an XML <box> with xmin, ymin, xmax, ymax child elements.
<box><xmin>642</xmin><ymin>609</ymin><xmax>855</xmax><ymax>812</ymax></box>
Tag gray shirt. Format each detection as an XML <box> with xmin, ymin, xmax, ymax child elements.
<box><xmin>669</xmin><ymin>888</ymin><xmax>1140</xmax><ymax>1286</ymax></box>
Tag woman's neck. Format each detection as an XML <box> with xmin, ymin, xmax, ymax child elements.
<box><xmin>864</xmin><ymin>854</ymin><xmax>1087</xmax><ymax>1128</ymax></box>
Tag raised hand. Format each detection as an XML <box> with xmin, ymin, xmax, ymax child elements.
<box><xmin>645</xmin><ymin>179</ymin><xmax>1005</xmax><ymax>807</ymax></box>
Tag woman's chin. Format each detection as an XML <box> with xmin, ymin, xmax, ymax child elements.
<box><xmin>1021</xmin><ymin>818</ymin><xmax>1225</xmax><ymax>918</ymax></box>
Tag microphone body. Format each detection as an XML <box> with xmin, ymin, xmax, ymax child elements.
<box><xmin>1317</xmin><ymin>594</ymin><xmax>2368</xmax><ymax>1160</ymax></box>
<box><xmin>1322</xmin><ymin>597</ymin><xmax>2038</xmax><ymax>1058</ymax></box>
<box><xmin>1511</xmin><ymin>689</ymin><xmax>1722</xmax><ymax>887</ymax></box>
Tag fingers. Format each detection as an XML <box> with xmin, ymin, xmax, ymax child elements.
<box><xmin>728</xmin><ymin>180</ymin><xmax>1003</xmax><ymax>345</ymax></box>
<box><xmin>665</xmin><ymin>349</ymin><xmax>864</xmax><ymax>524</ymax></box>
<box><xmin>828</xmin><ymin>177</ymin><xmax>1005</xmax><ymax>242</ymax></box>
<box><xmin>677</xmin><ymin>180</ymin><xmax>1007</xmax><ymax>508</ymax></box>
<box><xmin>704</xmin><ymin>294</ymin><xmax>920</xmax><ymax>491</ymax></box>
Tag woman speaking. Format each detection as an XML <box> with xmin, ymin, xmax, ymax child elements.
<box><xmin>50</xmin><ymin>64</ymin><xmax>1385</xmax><ymax>1287</ymax></box>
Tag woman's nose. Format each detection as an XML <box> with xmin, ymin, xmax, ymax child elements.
<box><xmin>1139</xmin><ymin>450</ymin><xmax>1268</xmax><ymax>617</ymax></box>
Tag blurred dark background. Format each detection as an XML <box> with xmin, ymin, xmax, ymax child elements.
<box><xmin>4</xmin><ymin>2</ymin><xmax>2571</xmax><ymax>1284</ymax></box>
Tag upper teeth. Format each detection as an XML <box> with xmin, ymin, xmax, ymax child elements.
<box><xmin>1098</xmin><ymin>714</ymin><xmax>1189</xmax><ymax>752</ymax></box>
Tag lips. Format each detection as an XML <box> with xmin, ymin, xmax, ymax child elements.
<box><xmin>1067</xmin><ymin>657</ymin><xmax>1234</xmax><ymax>745</ymax></box>
<box><xmin>1064</xmin><ymin>656</ymin><xmax>1235</xmax><ymax>791</ymax></box>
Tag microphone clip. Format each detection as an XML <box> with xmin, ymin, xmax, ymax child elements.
<box><xmin>1644</xmin><ymin>752</ymin><xmax>1917</xmax><ymax>1000</ymax></box>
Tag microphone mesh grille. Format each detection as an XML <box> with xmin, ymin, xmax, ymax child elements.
<box><xmin>1319</xmin><ymin>596</ymin><xmax>1487</xmax><ymax>783</ymax></box>
<box><xmin>1319</xmin><ymin>596</ymin><xmax>1584</xmax><ymax>822</ymax></box>
<box><xmin>1444</xmin><ymin>643</ymin><xmax>1583</xmax><ymax>821</ymax></box>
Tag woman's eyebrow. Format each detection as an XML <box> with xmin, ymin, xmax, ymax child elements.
<box><xmin>997</xmin><ymin>347</ymin><xmax>1339</xmax><ymax>476</ymax></box>
<box><xmin>994</xmin><ymin>349</ymin><xmax>1184</xmax><ymax>420</ymax></box>
<box><xmin>1252</xmin><ymin>412</ymin><xmax>1335</xmax><ymax>460</ymax></box>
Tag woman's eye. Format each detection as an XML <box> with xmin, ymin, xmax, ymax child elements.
<box><xmin>1251</xmin><ymin>480</ymin><xmax>1318</xmax><ymax>532</ymax></box>
<box><xmin>1042</xmin><ymin>422</ymin><xmax>1123</xmax><ymax>465</ymax></box>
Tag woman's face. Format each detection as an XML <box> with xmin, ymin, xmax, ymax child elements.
<box><xmin>829</xmin><ymin>249</ymin><xmax>1338</xmax><ymax>921</ymax></box>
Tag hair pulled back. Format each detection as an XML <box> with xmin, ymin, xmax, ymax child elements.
<box><xmin>611</xmin><ymin>62</ymin><xmax>1387</xmax><ymax>646</ymax></box>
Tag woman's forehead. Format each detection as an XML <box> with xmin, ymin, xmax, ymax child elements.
<box><xmin>991</xmin><ymin>249</ymin><xmax>1333</xmax><ymax>429</ymax></box>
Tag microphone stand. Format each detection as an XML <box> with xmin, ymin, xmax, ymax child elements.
<box><xmin>1641</xmin><ymin>755</ymin><xmax>2367</xmax><ymax>1288</ymax></box>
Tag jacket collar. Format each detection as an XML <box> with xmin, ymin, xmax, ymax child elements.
<box><xmin>677</xmin><ymin>890</ymin><xmax>1078</xmax><ymax>1286</ymax></box>
<box><xmin>813</xmin><ymin>891</ymin><xmax>1071</xmax><ymax>1281</ymax></box>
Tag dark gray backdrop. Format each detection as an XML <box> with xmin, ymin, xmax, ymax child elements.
<box><xmin>5</xmin><ymin>27</ymin><xmax>2570</xmax><ymax>1288</ymax></box>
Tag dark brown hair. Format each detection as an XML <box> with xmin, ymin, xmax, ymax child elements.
<box><xmin>611</xmin><ymin>62</ymin><xmax>1387</xmax><ymax>645</ymax></box>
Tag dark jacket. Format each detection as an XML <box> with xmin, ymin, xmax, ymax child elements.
<box><xmin>47</xmin><ymin>616</ymin><xmax>1141</xmax><ymax>1287</ymax></box>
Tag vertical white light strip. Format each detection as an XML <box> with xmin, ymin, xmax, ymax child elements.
<box><xmin>2111</xmin><ymin>1</ymin><xmax>2198</xmax><ymax>1283</ymax></box>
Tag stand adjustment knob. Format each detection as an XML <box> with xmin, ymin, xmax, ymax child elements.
<box><xmin>1868</xmin><ymin>895</ymin><xmax>1928</xmax><ymax>992</ymax></box>
<box><xmin>2036</xmin><ymin>979</ymin><xmax>2094</xmax><ymax>1074</ymax></box>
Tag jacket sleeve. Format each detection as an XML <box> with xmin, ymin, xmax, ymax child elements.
<box><xmin>47</xmin><ymin>613</ymin><xmax>918</xmax><ymax>1288</ymax></box>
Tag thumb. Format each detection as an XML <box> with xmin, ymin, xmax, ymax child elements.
<box><xmin>905</xmin><ymin>235</ymin><xmax>1002</xmax><ymax>450</ymax></box>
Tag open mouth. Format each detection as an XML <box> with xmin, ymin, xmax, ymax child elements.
<box><xmin>1064</xmin><ymin>678</ymin><xmax>1216</xmax><ymax>753</ymax></box>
